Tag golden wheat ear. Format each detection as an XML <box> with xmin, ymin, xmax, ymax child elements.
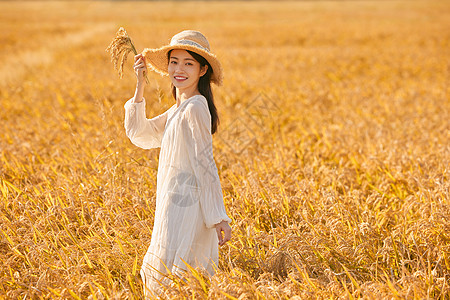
<box><xmin>105</xmin><ymin>27</ymin><xmax>149</xmax><ymax>84</ymax></box>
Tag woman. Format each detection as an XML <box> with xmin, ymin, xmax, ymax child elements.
<box><xmin>123</xmin><ymin>30</ymin><xmax>232</xmax><ymax>297</ymax></box>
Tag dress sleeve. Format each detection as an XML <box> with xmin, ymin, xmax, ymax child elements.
<box><xmin>185</xmin><ymin>98</ymin><xmax>232</xmax><ymax>228</ymax></box>
<box><xmin>124</xmin><ymin>97</ymin><xmax>171</xmax><ymax>149</ymax></box>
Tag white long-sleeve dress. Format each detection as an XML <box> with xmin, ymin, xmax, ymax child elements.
<box><xmin>124</xmin><ymin>94</ymin><xmax>231</xmax><ymax>296</ymax></box>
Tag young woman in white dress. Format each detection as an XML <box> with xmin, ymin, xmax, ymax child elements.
<box><xmin>123</xmin><ymin>30</ymin><xmax>232</xmax><ymax>297</ymax></box>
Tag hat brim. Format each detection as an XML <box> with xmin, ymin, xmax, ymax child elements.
<box><xmin>142</xmin><ymin>45</ymin><xmax>223</xmax><ymax>86</ymax></box>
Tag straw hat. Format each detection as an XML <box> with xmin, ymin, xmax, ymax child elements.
<box><xmin>142</xmin><ymin>30</ymin><xmax>223</xmax><ymax>86</ymax></box>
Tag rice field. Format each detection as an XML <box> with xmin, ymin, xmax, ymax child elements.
<box><xmin>0</xmin><ymin>0</ymin><xmax>449</xmax><ymax>298</ymax></box>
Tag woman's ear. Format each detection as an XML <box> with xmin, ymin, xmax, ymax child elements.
<box><xmin>200</xmin><ymin>65</ymin><xmax>208</xmax><ymax>77</ymax></box>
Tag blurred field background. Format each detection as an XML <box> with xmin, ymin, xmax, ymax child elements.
<box><xmin>0</xmin><ymin>0</ymin><xmax>449</xmax><ymax>298</ymax></box>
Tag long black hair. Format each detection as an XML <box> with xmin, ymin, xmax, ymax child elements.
<box><xmin>168</xmin><ymin>49</ymin><xmax>220</xmax><ymax>135</ymax></box>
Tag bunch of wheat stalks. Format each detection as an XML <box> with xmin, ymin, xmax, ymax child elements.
<box><xmin>106</xmin><ymin>27</ymin><xmax>149</xmax><ymax>84</ymax></box>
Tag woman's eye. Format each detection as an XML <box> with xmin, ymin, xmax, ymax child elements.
<box><xmin>186</xmin><ymin>63</ymin><xmax>193</xmax><ymax>66</ymax></box>
<box><xmin>170</xmin><ymin>61</ymin><xmax>177</xmax><ymax>64</ymax></box>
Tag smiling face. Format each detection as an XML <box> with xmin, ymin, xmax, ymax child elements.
<box><xmin>168</xmin><ymin>49</ymin><xmax>208</xmax><ymax>92</ymax></box>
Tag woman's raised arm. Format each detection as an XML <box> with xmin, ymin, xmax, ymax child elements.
<box><xmin>132</xmin><ymin>54</ymin><xmax>147</xmax><ymax>103</ymax></box>
<box><xmin>124</xmin><ymin>54</ymin><xmax>171</xmax><ymax>149</ymax></box>
<box><xmin>124</xmin><ymin>99</ymin><xmax>171</xmax><ymax>149</ymax></box>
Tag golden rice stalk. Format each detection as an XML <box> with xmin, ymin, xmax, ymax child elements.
<box><xmin>106</xmin><ymin>27</ymin><xmax>149</xmax><ymax>84</ymax></box>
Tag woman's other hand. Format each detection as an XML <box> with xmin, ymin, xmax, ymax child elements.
<box><xmin>134</xmin><ymin>54</ymin><xmax>147</xmax><ymax>84</ymax></box>
<box><xmin>215</xmin><ymin>221</ymin><xmax>231</xmax><ymax>246</ymax></box>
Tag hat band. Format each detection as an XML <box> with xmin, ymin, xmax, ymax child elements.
<box><xmin>171</xmin><ymin>39</ymin><xmax>210</xmax><ymax>53</ymax></box>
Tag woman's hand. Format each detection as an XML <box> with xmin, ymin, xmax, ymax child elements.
<box><xmin>133</xmin><ymin>54</ymin><xmax>147</xmax><ymax>84</ymax></box>
<box><xmin>215</xmin><ymin>221</ymin><xmax>231</xmax><ymax>246</ymax></box>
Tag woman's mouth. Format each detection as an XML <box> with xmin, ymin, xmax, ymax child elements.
<box><xmin>174</xmin><ymin>76</ymin><xmax>188</xmax><ymax>82</ymax></box>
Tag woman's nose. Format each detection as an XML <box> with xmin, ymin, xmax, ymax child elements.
<box><xmin>175</xmin><ymin>64</ymin><xmax>184</xmax><ymax>72</ymax></box>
